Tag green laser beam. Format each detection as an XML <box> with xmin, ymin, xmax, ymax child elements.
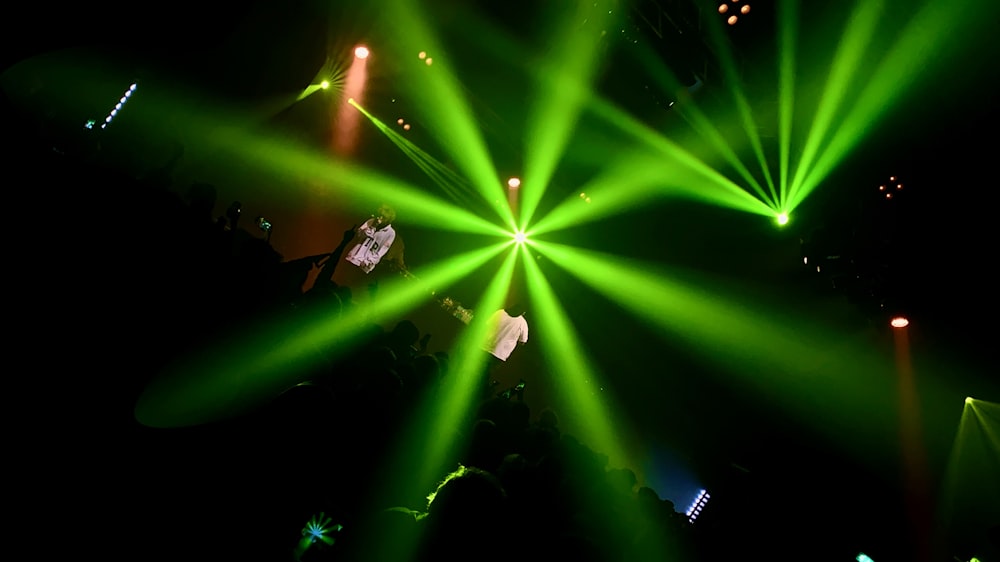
<box><xmin>378</xmin><ymin>0</ymin><xmax>512</xmax><ymax>228</ymax></box>
<box><xmin>521</xmin><ymin>2</ymin><xmax>622</xmax><ymax>231</ymax></box>
<box><xmin>351</xmin><ymin>98</ymin><xmax>508</xmax><ymax>219</ymax></box>
<box><xmin>698</xmin><ymin>0</ymin><xmax>780</xmax><ymax>208</ymax></box>
<box><xmin>521</xmin><ymin>243</ymin><xmax>629</xmax><ymax>469</ymax></box>
<box><xmin>586</xmin><ymin>96</ymin><xmax>776</xmax><ymax>216</ymax></box>
<box><xmin>208</xmin><ymin>117</ymin><xmax>505</xmax><ymax>236</ymax></box>
<box><xmin>786</xmin><ymin>0</ymin><xmax>884</xmax><ymax>208</ymax></box>
<box><xmin>363</xmin><ymin>244</ymin><xmax>520</xmax><ymax>522</ymax></box>
<box><xmin>533</xmin><ymin>239</ymin><xmax>911</xmax><ymax>463</ymax></box>
<box><xmin>625</xmin><ymin>34</ymin><xmax>776</xmax><ymax>208</ymax></box>
<box><xmin>528</xmin><ymin>150</ymin><xmax>689</xmax><ymax>237</ymax></box>
<box><xmin>796</xmin><ymin>0</ymin><xmax>988</xmax><ymax>206</ymax></box>
<box><xmin>777</xmin><ymin>0</ymin><xmax>799</xmax><ymax>209</ymax></box>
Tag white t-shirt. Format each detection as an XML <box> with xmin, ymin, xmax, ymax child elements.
<box><xmin>345</xmin><ymin>219</ymin><xmax>396</xmax><ymax>273</ymax></box>
<box><xmin>483</xmin><ymin>309</ymin><xmax>528</xmax><ymax>361</ymax></box>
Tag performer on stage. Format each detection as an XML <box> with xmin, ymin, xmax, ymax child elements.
<box><xmin>480</xmin><ymin>302</ymin><xmax>528</xmax><ymax>395</ymax></box>
<box><xmin>345</xmin><ymin>203</ymin><xmax>397</xmax><ymax>274</ymax></box>
<box><xmin>330</xmin><ymin>203</ymin><xmax>397</xmax><ymax>307</ymax></box>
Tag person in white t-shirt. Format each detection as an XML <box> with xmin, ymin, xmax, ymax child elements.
<box><xmin>481</xmin><ymin>303</ymin><xmax>528</xmax><ymax>387</ymax></box>
<box><xmin>332</xmin><ymin>203</ymin><xmax>397</xmax><ymax>306</ymax></box>
<box><xmin>345</xmin><ymin>203</ymin><xmax>397</xmax><ymax>274</ymax></box>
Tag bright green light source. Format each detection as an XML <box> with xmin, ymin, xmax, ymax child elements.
<box><xmin>776</xmin><ymin>212</ymin><xmax>789</xmax><ymax>226</ymax></box>
<box><xmin>320</xmin><ymin>80</ymin><xmax>330</xmax><ymax>89</ymax></box>
<box><xmin>857</xmin><ymin>553</ymin><xmax>874</xmax><ymax>562</ymax></box>
<box><xmin>965</xmin><ymin>396</ymin><xmax>974</xmax><ymax>405</ymax></box>
<box><xmin>294</xmin><ymin>512</ymin><xmax>342</xmax><ymax>561</ymax></box>
<box><xmin>513</xmin><ymin>230</ymin><xmax>527</xmax><ymax>244</ymax></box>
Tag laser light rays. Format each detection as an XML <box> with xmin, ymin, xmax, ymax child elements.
<box><xmin>585</xmin><ymin>96</ymin><xmax>776</xmax><ymax>217</ymax></box>
<box><xmin>520</xmin><ymin>2</ymin><xmax>622</xmax><ymax>230</ymax></box>
<box><xmin>785</xmin><ymin>0</ymin><xmax>884</xmax><ymax>209</ymax></box>
<box><xmin>521</xmin><ymin>243</ymin><xmax>630</xmax><ymax>470</ymax></box>
<box><xmin>350</xmin><ymin>98</ymin><xmax>515</xmax><ymax>233</ymax></box>
<box><xmin>208</xmin><ymin>116</ymin><xmax>505</xmax><ymax>237</ymax></box>
<box><xmin>379</xmin><ymin>0</ymin><xmax>507</xmax><ymax>224</ymax></box>
<box><xmin>363</xmin><ymin>244</ymin><xmax>521</xmax><ymax>521</ymax></box>
<box><xmin>533</xmin><ymin>240</ymin><xmax>905</xmax><ymax>460</ymax></box>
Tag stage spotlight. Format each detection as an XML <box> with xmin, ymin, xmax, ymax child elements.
<box><xmin>890</xmin><ymin>316</ymin><xmax>909</xmax><ymax>328</ymax></box>
<box><xmin>320</xmin><ymin>80</ymin><xmax>330</xmax><ymax>89</ymax></box>
<box><xmin>776</xmin><ymin>212</ymin><xmax>789</xmax><ymax>226</ymax></box>
<box><xmin>354</xmin><ymin>46</ymin><xmax>370</xmax><ymax>59</ymax></box>
<box><xmin>513</xmin><ymin>230</ymin><xmax>527</xmax><ymax>244</ymax></box>
<box><xmin>507</xmin><ymin>177</ymin><xmax>521</xmax><ymax>189</ymax></box>
<box><xmin>719</xmin><ymin>1</ymin><xmax>749</xmax><ymax>24</ymax></box>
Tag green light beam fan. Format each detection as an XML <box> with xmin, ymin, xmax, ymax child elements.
<box><xmin>361</xmin><ymin>246</ymin><xmax>519</xmax><ymax>526</ymax></box>
<box><xmin>520</xmin><ymin>1</ymin><xmax>623</xmax><ymax>231</ymax></box>
<box><xmin>520</xmin><ymin>244</ymin><xmax>629</xmax><ymax>471</ymax></box>
<box><xmin>293</xmin><ymin>512</ymin><xmax>343</xmax><ymax>561</ymax></box>
<box><xmin>528</xmin><ymin>150</ymin><xmax>685</xmax><ymax>237</ymax></box>
<box><xmin>938</xmin><ymin>399</ymin><xmax>1000</xmax><ymax>557</ymax></box>
<box><xmin>796</xmin><ymin>0</ymin><xmax>991</xmax><ymax>207</ymax></box>
<box><xmin>533</xmin><ymin>240</ymin><xmax>910</xmax><ymax>464</ymax></box>
<box><xmin>786</xmin><ymin>0</ymin><xmax>884</xmax><ymax>210</ymax></box>
<box><xmin>378</xmin><ymin>0</ymin><xmax>511</xmax><ymax>229</ymax></box>
<box><xmin>697</xmin><ymin>0</ymin><xmax>780</xmax><ymax>208</ymax></box>
<box><xmin>776</xmin><ymin>0</ymin><xmax>799</xmax><ymax>209</ymax></box>
<box><xmin>410</xmin><ymin>246</ymin><xmax>520</xmax><ymax>491</ymax></box>
<box><xmin>208</xmin><ymin>121</ymin><xmax>504</xmax><ymax>236</ymax></box>
<box><xmin>631</xmin><ymin>28</ymin><xmax>775</xmax><ymax>209</ymax></box>
<box><xmin>350</xmin><ymin>98</ymin><xmax>501</xmax><ymax>216</ymax></box>
<box><xmin>586</xmin><ymin>96</ymin><xmax>775</xmax><ymax>217</ymax></box>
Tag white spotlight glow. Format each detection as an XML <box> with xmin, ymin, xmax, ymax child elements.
<box><xmin>354</xmin><ymin>46</ymin><xmax>370</xmax><ymax>59</ymax></box>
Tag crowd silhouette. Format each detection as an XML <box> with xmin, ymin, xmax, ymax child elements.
<box><xmin>0</xmin><ymin>86</ymin><xmax>710</xmax><ymax>561</ymax></box>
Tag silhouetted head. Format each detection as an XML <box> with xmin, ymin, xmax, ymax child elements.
<box><xmin>423</xmin><ymin>464</ymin><xmax>508</xmax><ymax>535</ymax></box>
<box><xmin>389</xmin><ymin>319</ymin><xmax>420</xmax><ymax>349</ymax></box>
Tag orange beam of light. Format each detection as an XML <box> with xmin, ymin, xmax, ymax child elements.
<box><xmin>333</xmin><ymin>57</ymin><xmax>368</xmax><ymax>155</ymax></box>
<box><xmin>893</xmin><ymin>327</ymin><xmax>934</xmax><ymax>562</ymax></box>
